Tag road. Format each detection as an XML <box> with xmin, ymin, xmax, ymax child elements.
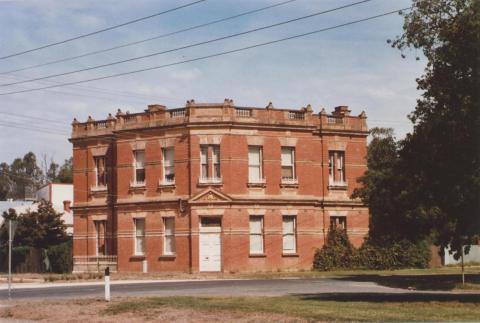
<box><xmin>0</xmin><ymin>278</ymin><xmax>410</xmax><ymax>301</ymax></box>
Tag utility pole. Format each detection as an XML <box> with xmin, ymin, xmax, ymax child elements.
<box><xmin>8</xmin><ymin>219</ymin><xmax>17</xmax><ymax>300</ymax></box>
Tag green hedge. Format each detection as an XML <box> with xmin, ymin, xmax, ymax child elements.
<box><xmin>47</xmin><ymin>239</ymin><xmax>72</xmax><ymax>273</ymax></box>
<box><xmin>313</xmin><ymin>228</ymin><xmax>431</xmax><ymax>271</ymax></box>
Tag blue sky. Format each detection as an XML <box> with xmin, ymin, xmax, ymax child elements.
<box><xmin>0</xmin><ymin>0</ymin><xmax>424</xmax><ymax>163</ymax></box>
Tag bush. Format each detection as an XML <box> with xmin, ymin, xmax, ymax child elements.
<box><xmin>313</xmin><ymin>228</ymin><xmax>355</xmax><ymax>270</ymax></box>
<box><xmin>313</xmin><ymin>230</ymin><xmax>431</xmax><ymax>271</ymax></box>
<box><xmin>47</xmin><ymin>239</ymin><xmax>72</xmax><ymax>273</ymax></box>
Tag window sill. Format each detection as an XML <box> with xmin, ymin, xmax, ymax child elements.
<box><xmin>198</xmin><ymin>180</ymin><xmax>223</xmax><ymax>187</ymax></box>
<box><xmin>280</xmin><ymin>182</ymin><xmax>299</xmax><ymax>188</ymax></box>
<box><xmin>282</xmin><ymin>253</ymin><xmax>299</xmax><ymax>257</ymax></box>
<box><xmin>328</xmin><ymin>184</ymin><xmax>348</xmax><ymax>191</ymax></box>
<box><xmin>158</xmin><ymin>182</ymin><xmax>175</xmax><ymax>191</ymax></box>
<box><xmin>130</xmin><ymin>255</ymin><xmax>146</xmax><ymax>261</ymax></box>
<box><xmin>248</xmin><ymin>181</ymin><xmax>266</xmax><ymax>188</ymax></box>
<box><xmin>159</xmin><ymin>254</ymin><xmax>176</xmax><ymax>260</ymax></box>
<box><xmin>249</xmin><ymin>253</ymin><xmax>267</xmax><ymax>258</ymax></box>
<box><xmin>129</xmin><ymin>183</ymin><xmax>147</xmax><ymax>193</ymax></box>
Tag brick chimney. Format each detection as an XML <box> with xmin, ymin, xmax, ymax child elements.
<box><xmin>63</xmin><ymin>200</ymin><xmax>71</xmax><ymax>213</ymax></box>
<box><xmin>332</xmin><ymin>105</ymin><xmax>351</xmax><ymax>117</ymax></box>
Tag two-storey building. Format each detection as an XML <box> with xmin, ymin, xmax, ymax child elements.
<box><xmin>70</xmin><ymin>99</ymin><xmax>369</xmax><ymax>273</ymax></box>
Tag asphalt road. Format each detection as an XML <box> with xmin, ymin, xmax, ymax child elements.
<box><xmin>0</xmin><ymin>278</ymin><xmax>409</xmax><ymax>301</ymax></box>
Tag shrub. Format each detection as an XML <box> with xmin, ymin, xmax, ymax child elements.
<box><xmin>313</xmin><ymin>228</ymin><xmax>355</xmax><ymax>270</ymax></box>
<box><xmin>313</xmin><ymin>229</ymin><xmax>431</xmax><ymax>271</ymax></box>
<box><xmin>47</xmin><ymin>239</ymin><xmax>72</xmax><ymax>273</ymax></box>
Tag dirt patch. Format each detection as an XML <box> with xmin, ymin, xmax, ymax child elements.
<box><xmin>0</xmin><ymin>298</ymin><xmax>303</xmax><ymax>323</ymax></box>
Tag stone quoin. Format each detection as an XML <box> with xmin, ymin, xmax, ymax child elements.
<box><xmin>69</xmin><ymin>99</ymin><xmax>369</xmax><ymax>273</ymax></box>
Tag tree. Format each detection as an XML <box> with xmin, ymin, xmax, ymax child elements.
<box><xmin>9</xmin><ymin>152</ymin><xmax>43</xmax><ymax>199</ymax></box>
<box><xmin>390</xmin><ymin>0</ymin><xmax>480</xmax><ymax>256</ymax></box>
<box><xmin>0</xmin><ymin>200</ymin><xmax>67</xmax><ymax>249</ymax></box>
<box><xmin>55</xmin><ymin>157</ymin><xmax>73</xmax><ymax>184</ymax></box>
<box><xmin>0</xmin><ymin>162</ymin><xmax>11</xmax><ymax>200</ymax></box>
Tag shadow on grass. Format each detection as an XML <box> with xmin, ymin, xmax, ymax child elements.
<box><xmin>333</xmin><ymin>273</ymin><xmax>480</xmax><ymax>291</ymax></box>
<box><xmin>293</xmin><ymin>292</ymin><xmax>480</xmax><ymax>303</ymax></box>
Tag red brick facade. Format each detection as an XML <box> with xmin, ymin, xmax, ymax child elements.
<box><xmin>70</xmin><ymin>100</ymin><xmax>369</xmax><ymax>273</ymax></box>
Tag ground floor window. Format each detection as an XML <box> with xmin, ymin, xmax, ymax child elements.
<box><xmin>282</xmin><ymin>216</ymin><xmax>296</xmax><ymax>254</ymax></box>
<box><xmin>134</xmin><ymin>218</ymin><xmax>145</xmax><ymax>255</ymax></box>
<box><xmin>94</xmin><ymin>220</ymin><xmax>106</xmax><ymax>256</ymax></box>
<box><xmin>249</xmin><ymin>216</ymin><xmax>264</xmax><ymax>254</ymax></box>
<box><xmin>330</xmin><ymin>216</ymin><xmax>347</xmax><ymax>230</ymax></box>
<box><xmin>163</xmin><ymin>217</ymin><xmax>175</xmax><ymax>255</ymax></box>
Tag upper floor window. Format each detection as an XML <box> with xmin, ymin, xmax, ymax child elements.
<box><xmin>248</xmin><ymin>146</ymin><xmax>264</xmax><ymax>184</ymax></box>
<box><xmin>134</xmin><ymin>150</ymin><xmax>145</xmax><ymax>185</ymax></box>
<box><xmin>94</xmin><ymin>156</ymin><xmax>107</xmax><ymax>187</ymax></box>
<box><xmin>281</xmin><ymin>147</ymin><xmax>296</xmax><ymax>183</ymax></box>
<box><xmin>200</xmin><ymin>145</ymin><xmax>221</xmax><ymax>183</ymax></box>
<box><xmin>329</xmin><ymin>151</ymin><xmax>346</xmax><ymax>186</ymax></box>
<box><xmin>162</xmin><ymin>147</ymin><xmax>175</xmax><ymax>185</ymax></box>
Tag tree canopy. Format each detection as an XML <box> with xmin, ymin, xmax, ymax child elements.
<box><xmin>356</xmin><ymin>0</ymin><xmax>479</xmax><ymax>256</ymax></box>
<box><xmin>0</xmin><ymin>153</ymin><xmax>72</xmax><ymax>200</ymax></box>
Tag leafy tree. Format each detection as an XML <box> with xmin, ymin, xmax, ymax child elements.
<box><xmin>55</xmin><ymin>157</ymin><xmax>73</xmax><ymax>184</ymax></box>
<box><xmin>8</xmin><ymin>152</ymin><xmax>43</xmax><ymax>199</ymax></box>
<box><xmin>0</xmin><ymin>162</ymin><xmax>11</xmax><ymax>200</ymax></box>
<box><xmin>390</xmin><ymin>0</ymin><xmax>480</xmax><ymax>256</ymax></box>
<box><xmin>0</xmin><ymin>200</ymin><xmax>67</xmax><ymax>249</ymax></box>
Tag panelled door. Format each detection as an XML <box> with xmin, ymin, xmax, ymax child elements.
<box><xmin>199</xmin><ymin>217</ymin><xmax>222</xmax><ymax>272</ymax></box>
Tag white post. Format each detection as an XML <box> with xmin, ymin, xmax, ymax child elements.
<box><xmin>8</xmin><ymin>220</ymin><xmax>12</xmax><ymax>301</ymax></box>
<box><xmin>461</xmin><ymin>245</ymin><xmax>465</xmax><ymax>286</ymax></box>
<box><xmin>104</xmin><ymin>267</ymin><xmax>110</xmax><ymax>301</ymax></box>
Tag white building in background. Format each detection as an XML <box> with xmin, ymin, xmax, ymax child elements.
<box><xmin>443</xmin><ymin>246</ymin><xmax>480</xmax><ymax>265</ymax></box>
<box><xmin>5</xmin><ymin>183</ymin><xmax>74</xmax><ymax>235</ymax></box>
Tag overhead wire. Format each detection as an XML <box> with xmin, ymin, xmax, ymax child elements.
<box><xmin>0</xmin><ymin>0</ymin><xmax>207</xmax><ymax>60</ymax></box>
<box><xmin>0</xmin><ymin>7</ymin><xmax>411</xmax><ymax>97</ymax></box>
<box><xmin>0</xmin><ymin>0</ymin><xmax>375</xmax><ymax>87</ymax></box>
<box><xmin>0</xmin><ymin>0</ymin><xmax>298</xmax><ymax>75</ymax></box>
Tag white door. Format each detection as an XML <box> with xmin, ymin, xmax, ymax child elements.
<box><xmin>199</xmin><ymin>218</ymin><xmax>222</xmax><ymax>272</ymax></box>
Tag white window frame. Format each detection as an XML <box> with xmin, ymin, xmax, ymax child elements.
<box><xmin>212</xmin><ymin>145</ymin><xmax>221</xmax><ymax>180</ymax></box>
<box><xmin>248</xmin><ymin>146</ymin><xmax>264</xmax><ymax>184</ymax></box>
<box><xmin>282</xmin><ymin>216</ymin><xmax>297</xmax><ymax>254</ymax></box>
<box><xmin>199</xmin><ymin>145</ymin><xmax>222</xmax><ymax>184</ymax></box>
<box><xmin>133</xmin><ymin>150</ymin><xmax>145</xmax><ymax>185</ymax></box>
<box><xmin>328</xmin><ymin>151</ymin><xmax>346</xmax><ymax>186</ymax></box>
<box><xmin>330</xmin><ymin>216</ymin><xmax>347</xmax><ymax>230</ymax></box>
<box><xmin>94</xmin><ymin>220</ymin><xmax>107</xmax><ymax>256</ymax></box>
<box><xmin>162</xmin><ymin>147</ymin><xmax>175</xmax><ymax>185</ymax></box>
<box><xmin>134</xmin><ymin>218</ymin><xmax>145</xmax><ymax>256</ymax></box>
<box><xmin>249</xmin><ymin>216</ymin><xmax>264</xmax><ymax>255</ymax></box>
<box><xmin>281</xmin><ymin>147</ymin><xmax>296</xmax><ymax>183</ymax></box>
<box><xmin>163</xmin><ymin>217</ymin><xmax>176</xmax><ymax>255</ymax></box>
<box><xmin>93</xmin><ymin>156</ymin><xmax>107</xmax><ymax>188</ymax></box>
<box><xmin>200</xmin><ymin>145</ymin><xmax>209</xmax><ymax>180</ymax></box>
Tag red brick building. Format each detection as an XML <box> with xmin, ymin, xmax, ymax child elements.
<box><xmin>70</xmin><ymin>99</ymin><xmax>369</xmax><ymax>273</ymax></box>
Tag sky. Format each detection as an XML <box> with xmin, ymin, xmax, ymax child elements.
<box><xmin>0</xmin><ymin>0</ymin><xmax>425</xmax><ymax>164</ymax></box>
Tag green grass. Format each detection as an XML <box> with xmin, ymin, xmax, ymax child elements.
<box><xmin>104</xmin><ymin>296</ymin><xmax>480</xmax><ymax>322</ymax></box>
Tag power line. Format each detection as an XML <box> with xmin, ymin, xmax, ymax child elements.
<box><xmin>0</xmin><ymin>0</ymin><xmax>206</xmax><ymax>60</ymax></box>
<box><xmin>0</xmin><ymin>0</ymin><xmax>297</xmax><ymax>75</ymax></box>
<box><xmin>0</xmin><ymin>7</ymin><xmax>411</xmax><ymax>97</ymax></box>
<box><xmin>0</xmin><ymin>0</ymin><xmax>374</xmax><ymax>87</ymax></box>
<box><xmin>0</xmin><ymin>73</ymin><xmax>180</xmax><ymax>104</ymax></box>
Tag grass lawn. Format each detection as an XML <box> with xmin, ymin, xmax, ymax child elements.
<box><xmin>3</xmin><ymin>295</ymin><xmax>479</xmax><ymax>322</ymax></box>
<box><xmin>102</xmin><ymin>295</ymin><xmax>480</xmax><ymax>322</ymax></box>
